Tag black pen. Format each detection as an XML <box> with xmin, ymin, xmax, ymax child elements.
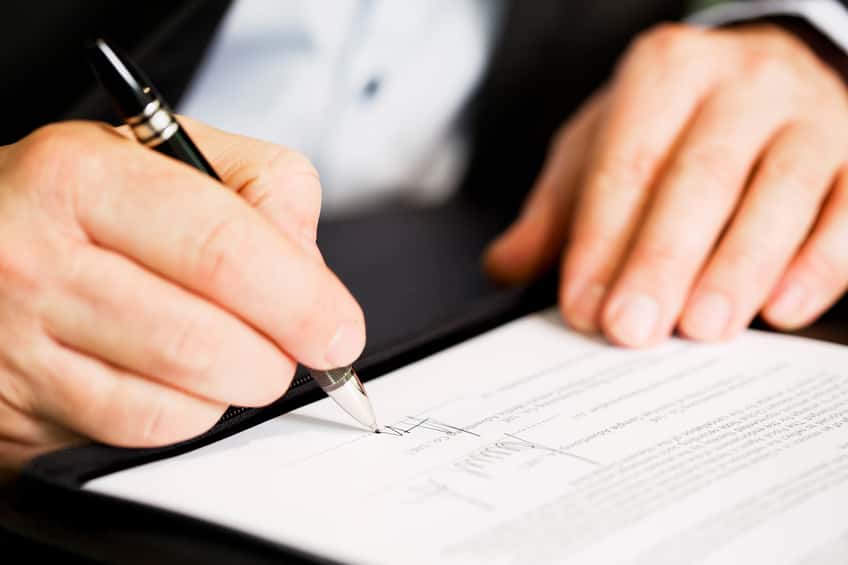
<box><xmin>85</xmin><ymin>38</ymin><xmax>378</xmax><ymax>432</ymax></box>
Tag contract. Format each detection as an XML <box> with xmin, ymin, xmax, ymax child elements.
<box><xmin>85</xmin><ymin>308</ymin><xmax>848</xmax><ymax>564</ymax></box>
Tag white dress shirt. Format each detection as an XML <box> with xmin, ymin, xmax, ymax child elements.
<box><xmin>689</xmin><ymin>0</ymin><xmax>848</xmax><ymax>52</ymax></box>
<box><xmin>179</xmin><ymin>0</ymin><xmax>505</xmax><ymax>217</ymax></box>
<box><xmin>178</xmin><ymin>0</ymin><xmax>848</xmax><ymax>218</ymax></box>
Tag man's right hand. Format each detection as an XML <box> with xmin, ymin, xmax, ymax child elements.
<box><xmin>0</xmin><ymin>118</ymin><xmax>365</xmax><ymax>474</ymax></box>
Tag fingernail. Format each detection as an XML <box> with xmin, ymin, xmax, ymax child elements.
<box><xmin>683</xmin><ymin>291</ymin><xmax>731</xmax><ymax>340</ymax></box>
<box><xmin>606</xmin><ymin>292</ymin><xmax>659</xmax><ymax>346</ymax></box>
<box><xmin>567</xmin><ymin>283</ymin><xmax>606</xmax><ymax>332</ymax></box>
<box><xmin>325</xmin><ymin>320</ymin><xmax>365</xmax><ymax>367</ymax></box>
<box><xmin>768</xmin><ymin>281</ymin><xmax>807</xmax><ymax>325</ymax></box>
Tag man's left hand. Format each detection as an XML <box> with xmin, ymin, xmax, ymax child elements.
<box><xmin>486</xmin><ymin>22</ymin><xmax>848</xmax><ymax>347</ymax></box>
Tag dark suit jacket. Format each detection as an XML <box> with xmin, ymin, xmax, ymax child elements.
<box><xmin>4</xmin><ymin>0</ymin><xmax>687</xmax><ymax>190</ymax></box>
<box><xmin>3</xmin><ymin>0</ymin><xmax>848</xmax><ymax>364</ymax></box>
<box><xmin>4</xmin><ymin>4</ymin><xmax>848</xmax><ymax>563</ymax></box>
<box><xmin>0</xmin><ymin>0</ymin><xmax>694</xmax><ymax>349</ymax></box>
<box><xmin>3</xmin><ymin>0</ymin><xmax>848</xmax><ymax>357</ymax></box>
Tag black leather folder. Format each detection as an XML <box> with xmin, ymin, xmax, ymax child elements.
<box><xmin>5</xmin><ymin>194</ymin><xmax>848</xmax><ymax>564</ymax></box>
<box><xmin>2</xmin><ymin>195</ymin><xmax>556</xmax><ymax>564</ymax></box>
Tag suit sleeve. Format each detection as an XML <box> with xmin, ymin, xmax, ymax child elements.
<box><xmin>686</xmin><ymin>0</ymin><xmax>848</xmax><ymax>82</ymax></box>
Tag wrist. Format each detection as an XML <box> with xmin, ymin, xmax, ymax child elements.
<box><xmin>687</xmin><ymin>0</ymin><xmax>848</xmax><ymax>85</ymax></box>
<box><xmin>749</xmin><ymin>14</ymin><xmax>848</xmax><ymax>84</ymax></box>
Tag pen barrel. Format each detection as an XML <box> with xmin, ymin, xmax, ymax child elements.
<box><xmin>155</xmin><ymin>129</ymin><xmax>221</xmax><ymax>180</ymax></box>
<box><xmin>127</xmin><ymin>99</ymin><xmax>220</xmax><ymax>180</ymax></box>
<box><xmin>127</xmin><ymin>99</ymin><xmax>178</xmax><ymax>146</ymax></box>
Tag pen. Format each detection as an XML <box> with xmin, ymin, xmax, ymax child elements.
<box><xmin>85</xmin><ymin>37</ymin><xmax>378</xmax><ymax>432</ymax></box>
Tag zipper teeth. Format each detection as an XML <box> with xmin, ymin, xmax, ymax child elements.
<box><xmin>218</xmin><ymin>372</ymin><xmax>314</xmax><ymax>423</ymax></box>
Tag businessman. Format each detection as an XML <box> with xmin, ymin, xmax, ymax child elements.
<box><xmin>1</xmin><ymin>0</ymin><xmax>848</xmax><ymax>473</ymax></box>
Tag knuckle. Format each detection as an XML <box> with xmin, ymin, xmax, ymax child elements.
<box><xmin>759</xmin><ymin>149</ymin><xmax>797</xmax><ymax>183</ymax></box>
<box><xmin>593</xmin><ymin>146</ymin><xmax>661</xmax><ymax>189</ymax></box>
<box><xmin>93</xmin><ymin>378</ymin><xmax>171</xmax><ymax>446</ymax></box>
<box><xmin>96</xmin><ymin>381</ymin><xmax>180</xmax><ymax>446</ymax></box>
<box><xmin>634</xmin><ymin>23</ymin><xmax>699</xmax><ymax>61</ymax></box>
<box><xmin>761</xmin><ymin>155</ymin><xmax>822</xmax><ymax>197</ymax></box>
<box><xmin>254</xmin><ymin>363</ymin><xmax>297</xmax><ymax>406</ymax></box>
<box><xmin>285</xmin><ymin>269</ymin><xmax>325</xmax><ymax>339</ymax></box>
<box><xmin>25</xmin><ymin>341</ymin><xmax>86</xmax><ymax>420</ymax></box>
<box><xmin>0</xmin><ymin>323</ymin><xmax>53</xmax><ymax>416</ymax></box>
<box><xmin>816</xmin><ymin>71</ymin><xmax>848</xmax><ymax>109</ymax></box>
<box><xmin>298</xmin><ymin>190</ymin><xmax>322</xmax><ymax>233</ymax></box>
<box><xmin>801</xmin><ymin>68</ymin><xmax>844</xmax><ymax>111</ymax></box>
<box><xmin>54</xmin><ymin>241</ymin><xmax>89</xmax><ymax>291</ymax></box>
<box><xmin>18</xmin><ymin>123</ymin><xmax>81</xmax><ymax>163</ymax></box>
<box><xmin>19</xmin><ymin>342</ymin><xmax>159</xmax><ymax>446</ymax></box>
<box><xmin>567</xmin><ymin>231</ymin><xmax>613</xmax><ymax>262</ymax></box>
<box><xmin>0</xmin><ymin>234</ymin><xmax>41</xmax><ymax>296</ymax></box>
<box><xmin>673</xmin><ymin>144</ymin><xmax>741</xmax><ymax>193</ymax></box>
<box><xmin>0</xmin><ymin>359</ymin><xmax>37</xmax><ymax>417</ymax></box>
<box><xmin>277</xmin><ymin>149</ymin><xmax>320</xmax><ymax>182</ymax></box>
<box><xmin>141</xmin><ymin>396</ymin><xmax>221</xmax><ymax>445</ymax></box>
<box><xmin>12</xmin><ymin>123</ymin><xmax>112</xmax><ymax>216</ymax></box>
<box><xmin>797</xmin><ymin>247</ymin><xmax>845</xmax><ymax>292</ymax></box>
<box><xmin>156</xmin><ymin>310</ymin><xmax>218</xmax><ymax>379</ymax></box>
<box><xmin>629</xmin><ymin>241</ymin><xmax>693</xmax><ymax>282</ymax></box>
<box><xmin>275</xmin><ymin>362</ymin><xmax>297</xmax><ymax>395</ymax></box>
<box><xmin>810</xmin><ymin>116</ymin><xmax>847</xmax><ymax>153</ymax></box>
<box><xmin>190</xmin><ymin>214</ymin><xmax>247</xmax><ymax>291</ymax></box>
<box><xmin>138</xmin><ymin>393</ymin><xmax>171</xmax><ymax>444</ymax></box>
<box><xmin>720</xmin><ymin>244</ymin><xmax>773</xmax><ymax>283</ymax></box>
<box><xmin>743</xmin><ymin>51</ymin><xmax>794</xmax><ymax>87</ymax></box>
<box><xmin>16</xmin><ymin>123</ymin><xmax>107</xmax><ymax>182</ymax></box>
<box><xmin>276</xmin><ymin>149</ymin><xmax>322</xmax><ymax>216</ymax></box>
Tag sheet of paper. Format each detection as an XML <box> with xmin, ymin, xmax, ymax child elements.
<box><xmin>86</xmin><ymin>308</ymin><xmax>848</xmax><ymax>565</ymax></box>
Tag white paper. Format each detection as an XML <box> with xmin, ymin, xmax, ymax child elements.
<box><xmin>85</xmin><ymin>308</ymin><xmax>848</xmax><ymax>564</ymax></box>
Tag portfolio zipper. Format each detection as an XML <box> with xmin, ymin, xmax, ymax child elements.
<box><xmin>217</xmin><ymin>371</ymin><xmax>315</xmax><ymax>423</ymax></box>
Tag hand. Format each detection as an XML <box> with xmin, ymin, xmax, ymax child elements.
<box><xmin>0</xmin><ymin>118</ymin><xmax>365</xmax><ymax>473</ymax></box>
<box><xmin>485</xmin><ymin>22</ymin><xmax>848</xmax><ymax>348</ymax></box>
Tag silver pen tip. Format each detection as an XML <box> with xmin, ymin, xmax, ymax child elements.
<box><xmin>310</xmin><ymin>366</ymin><xmax>378</xmax><ymax>432</ymax></box>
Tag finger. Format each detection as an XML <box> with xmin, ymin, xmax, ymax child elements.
<box><xmin>484</xmin><ymin>91</ymin><xmax>605</xmax><ymax>284</ymax></box>
<box><xmin>29</xmin><ymin>339</ymin><xmax>226</xmax><ymax>447</ymax></box>
<box><xmin>679</xmin><ymin>123</ymin><xmax>841</xmax><ymax>340</ymax></box>
<box><xmin>175</xmin><ymin>117</ymin><xmax>323</xmax><ymax>255</ymax></box>
<box><xmin>0</xmin><ymin>392</ymin><xmax>82</xmax><ymax>449</ymax></box>
<box><xmin>559</xmin><ymin>25</ymin><xmax>721</xmax><ymax>333</ymax></box>
<box><xmin>66</xmin><ymin>126</ymin><xmax>363</xmax><ymax>370</ymax></box>
<box><xmin>42</xmin><ymin>243</ymin><xmax>295</xmax><ymax>407</ymax></box>
<box><xmin>598</xmin><ymin>79</ymin><xmax>792</xmax><ymax>347</ymax></box>
<box><xmin>762</xmin><ymin>166</ymin><xmax>848</xmax><ymax>329</ymax></box>
<box><xmin>0</xmin><ymin>437</ymin><xmax>83</xmax><ymax>475</ymax></box>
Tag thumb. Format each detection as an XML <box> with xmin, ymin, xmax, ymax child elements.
<box><xmin>483</xmin><ymin>182</ymin><xmax>570</xmax><ymax>285</ymax></box>
<box><xmin>484</xmin><ymin>93</ymin><xmax>605</xmax><ymax>284</ymax></box>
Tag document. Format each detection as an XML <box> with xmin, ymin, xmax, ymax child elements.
<box><xmin>86</xmin><ymin>308</ymin><xmax>848</xmax><ymax>564</ymax></box>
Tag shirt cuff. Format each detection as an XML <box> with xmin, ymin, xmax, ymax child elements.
<box><xmin>687</xmin><ymin>0</ymin><xmax>848</xmax><ymax>54</ymax></box>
